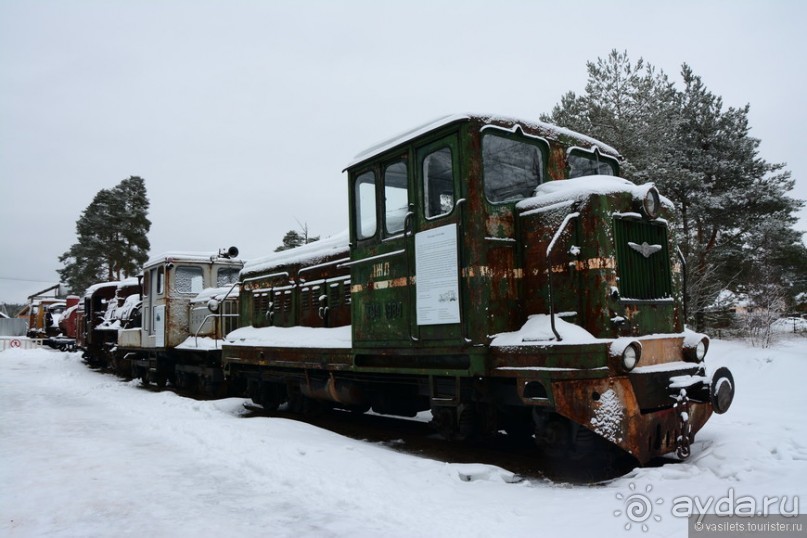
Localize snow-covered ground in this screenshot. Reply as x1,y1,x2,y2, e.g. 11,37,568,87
1,338,805,538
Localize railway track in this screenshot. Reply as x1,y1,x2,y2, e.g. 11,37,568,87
239,402,652,484
101,362,669,483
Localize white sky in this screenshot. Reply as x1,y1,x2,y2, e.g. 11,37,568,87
1,0,805,304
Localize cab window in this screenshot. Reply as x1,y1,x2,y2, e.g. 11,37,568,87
175,266,203,294
567,148,617,178
482,133,544,203
154,266,164,295
216,267,240,287
354,170,377,240
384,160,408,235
422,147,454,219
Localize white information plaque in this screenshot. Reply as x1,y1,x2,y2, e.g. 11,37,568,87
415,223,461,325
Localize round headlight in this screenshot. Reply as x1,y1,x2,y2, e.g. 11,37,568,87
642,187,661,219
622,343,641,372
696,338,709,361
683,335,710,362
207,299,220,313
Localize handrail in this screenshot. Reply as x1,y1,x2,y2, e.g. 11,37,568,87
676,246,688,322
297,257,351,277
545,212,579,341
193,310,239,348
403,210,418,342
214,278,243,340
241,271,289,284
454,198,470,343
337,249,405,268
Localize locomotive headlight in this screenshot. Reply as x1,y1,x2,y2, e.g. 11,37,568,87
696,338,708,360
610,340,642,374
642,186,661,219
621,343,641,372
207,299,220,313
683,335,710,363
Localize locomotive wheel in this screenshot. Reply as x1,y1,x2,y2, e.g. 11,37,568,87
431,407,454,440
200,376,211,396
502,408,535,443
251,382,284,411
200,377,225,399
287,386,325,417
431,405,477,442
456,406,478,442
503,419,535,444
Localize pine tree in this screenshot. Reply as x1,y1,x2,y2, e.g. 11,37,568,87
58,176,151,294
113,176,151,277
543,51,805,329
669,66,802,328
274,223,319,252
541,50,679,178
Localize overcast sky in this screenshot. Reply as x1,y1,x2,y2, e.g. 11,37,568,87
1,0,805,305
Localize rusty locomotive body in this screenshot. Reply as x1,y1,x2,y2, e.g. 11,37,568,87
221,114,734,464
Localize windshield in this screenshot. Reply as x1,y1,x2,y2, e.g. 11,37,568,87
567,150,617,178
482,133,544,203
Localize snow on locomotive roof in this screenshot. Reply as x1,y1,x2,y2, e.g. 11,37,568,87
241,230,350,278
82,277,140,299
144,251,243,267
516,175,674,214
345,113,621,169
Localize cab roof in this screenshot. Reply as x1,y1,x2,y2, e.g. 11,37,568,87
344,113,621,171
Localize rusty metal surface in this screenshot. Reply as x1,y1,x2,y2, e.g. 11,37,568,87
636,337,685,366
551,376,713,463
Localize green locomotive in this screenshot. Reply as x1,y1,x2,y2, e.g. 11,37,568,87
222,114,734,463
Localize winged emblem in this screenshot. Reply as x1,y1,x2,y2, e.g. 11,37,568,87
628,241,662,258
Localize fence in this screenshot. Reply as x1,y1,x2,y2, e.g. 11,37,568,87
0,336,42,351
0,318,27,337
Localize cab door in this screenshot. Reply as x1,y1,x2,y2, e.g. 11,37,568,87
349,155,415,348
410,135,466,344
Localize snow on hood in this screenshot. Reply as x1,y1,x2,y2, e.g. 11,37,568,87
190,286,240,304
115,294,141,321
241,230,350,278
516,175,673,213
490,314,603,346
176,336,222,351
225,325,352,349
